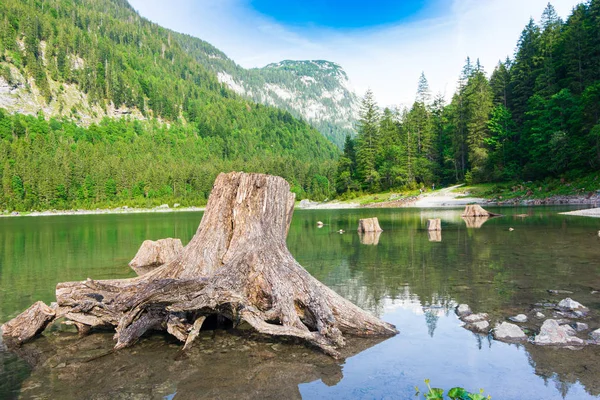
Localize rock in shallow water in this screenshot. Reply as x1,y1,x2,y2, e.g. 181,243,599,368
493,322,527,342
535,319,585,346
465,320,490,333
535,312,545,319
456,304,471,317
557,298,588,312
508,314,528,323
590,329,600,343
573,322,589,332
461,313,488,323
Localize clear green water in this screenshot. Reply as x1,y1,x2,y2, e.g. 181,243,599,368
1,207,600,399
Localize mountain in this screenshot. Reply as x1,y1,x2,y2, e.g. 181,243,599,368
173,33,360,147
0,0,339,211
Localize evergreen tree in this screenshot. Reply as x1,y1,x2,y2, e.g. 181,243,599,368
355,89,381,190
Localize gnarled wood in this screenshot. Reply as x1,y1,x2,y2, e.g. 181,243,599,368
2,172,397,358
357,217,383,233
1,301,56,345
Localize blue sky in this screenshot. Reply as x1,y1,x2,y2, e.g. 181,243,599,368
128,0,581,107
248,0,445,30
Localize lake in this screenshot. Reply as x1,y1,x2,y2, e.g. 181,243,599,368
1,206,599,399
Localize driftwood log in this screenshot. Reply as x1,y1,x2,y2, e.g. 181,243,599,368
1,172,397,358
357,217,383,233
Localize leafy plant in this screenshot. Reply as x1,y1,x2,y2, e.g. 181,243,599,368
415,379,491,400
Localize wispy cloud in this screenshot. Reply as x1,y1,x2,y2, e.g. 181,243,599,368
129,0,581,107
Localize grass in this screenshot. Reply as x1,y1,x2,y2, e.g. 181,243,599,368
451,173,600,201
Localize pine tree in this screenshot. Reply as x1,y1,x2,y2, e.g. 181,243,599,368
355,89,381,190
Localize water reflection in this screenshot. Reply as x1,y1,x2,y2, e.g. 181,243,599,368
427,230,442,242
358,231,381,245
1,207,600,399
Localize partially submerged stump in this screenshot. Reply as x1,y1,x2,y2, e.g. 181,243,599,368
357,217,383,233
2,172,396,358
461,204,502,217
426,218,441,231
129,238,184,275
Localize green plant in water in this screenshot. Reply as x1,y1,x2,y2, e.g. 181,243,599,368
415,379,491,400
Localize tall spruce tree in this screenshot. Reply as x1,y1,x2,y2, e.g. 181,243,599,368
355,89,381,190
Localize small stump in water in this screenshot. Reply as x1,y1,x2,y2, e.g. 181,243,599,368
2,172,396,358
129,238,184,275
426,219,441,231
461,204,502,217
357,217,383,233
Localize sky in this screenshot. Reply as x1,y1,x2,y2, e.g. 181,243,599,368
128,0,582,108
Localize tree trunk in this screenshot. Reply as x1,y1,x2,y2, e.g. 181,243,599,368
462,204,502,217
2,172,397,358
426,218,441,231
357,217,383,233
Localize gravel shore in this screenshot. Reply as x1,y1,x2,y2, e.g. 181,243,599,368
560,208,600,218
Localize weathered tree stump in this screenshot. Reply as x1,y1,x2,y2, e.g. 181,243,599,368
461,204,502,217
129,238,184,275
357,217,383,233
1,172,396,357
426,218,441,231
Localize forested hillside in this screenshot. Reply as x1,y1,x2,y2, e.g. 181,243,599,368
0,0,338,211
175,30,360,147
337,2,600,193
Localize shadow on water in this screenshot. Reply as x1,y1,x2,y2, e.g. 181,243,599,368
3,328,386,399
1,206,600,399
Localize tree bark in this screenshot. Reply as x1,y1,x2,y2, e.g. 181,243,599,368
2,172,396,358
357,217,383,233
461,204,502,217
426,218,441,231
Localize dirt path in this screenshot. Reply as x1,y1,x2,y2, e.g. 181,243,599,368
412,184,487,208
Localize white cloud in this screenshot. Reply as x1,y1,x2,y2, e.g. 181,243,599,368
128,0,581,107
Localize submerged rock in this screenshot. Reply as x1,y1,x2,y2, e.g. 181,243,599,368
462,313,488,323
573,322,589,332
557,298,588,312
535,319,585,346
590,329,600,343
556,298,589,318
493,322,527,342
509,314,528,323
456,304,471,317
465,320,490,333
535,312,545,319
548,289,574,295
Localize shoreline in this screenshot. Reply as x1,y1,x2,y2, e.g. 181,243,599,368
2,194,599,218
0,206,206,218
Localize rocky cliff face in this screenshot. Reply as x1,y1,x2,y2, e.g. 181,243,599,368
175,34,360,147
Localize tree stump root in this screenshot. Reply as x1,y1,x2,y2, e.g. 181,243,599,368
2,172,397,358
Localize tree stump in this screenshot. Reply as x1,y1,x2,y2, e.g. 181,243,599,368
461,204,502,217
129,238,184,275
1,172,397,358
357,218,383,233
426,218,441,231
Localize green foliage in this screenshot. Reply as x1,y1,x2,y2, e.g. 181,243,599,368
0,111,337,211
415,379,491,400
337,0,600,195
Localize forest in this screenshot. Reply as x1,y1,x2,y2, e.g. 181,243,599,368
336,2,600,194
0,0,338,211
